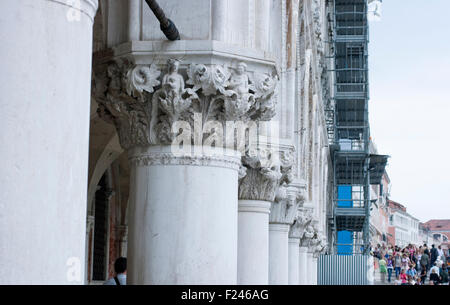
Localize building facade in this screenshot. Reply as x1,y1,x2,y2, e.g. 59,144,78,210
419,223,433,246
387,200,420,248
424,220,450,251
0,0,335,285
369,171,390,248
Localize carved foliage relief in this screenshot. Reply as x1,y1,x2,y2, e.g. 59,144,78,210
93,59,278,150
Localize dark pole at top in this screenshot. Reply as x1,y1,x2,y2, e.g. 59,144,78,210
144,0,180,41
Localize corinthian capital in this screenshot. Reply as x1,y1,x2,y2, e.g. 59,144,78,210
93,58,279,151
313,233,328,257
238,148,282,202
238,142,296,202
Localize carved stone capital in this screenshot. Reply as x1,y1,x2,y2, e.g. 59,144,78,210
312,233,328,257
93,58,279,151
270,184,300,225
299,210,318,247
238,148,282,202
238,143,295,202
291,206,311,240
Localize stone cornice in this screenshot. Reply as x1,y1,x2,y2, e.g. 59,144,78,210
112,41,277,68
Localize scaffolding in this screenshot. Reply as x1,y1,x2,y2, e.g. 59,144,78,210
327,0,388,255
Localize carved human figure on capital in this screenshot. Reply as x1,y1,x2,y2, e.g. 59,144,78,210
162,59,185,95
228,62,250,96
301,223,315,246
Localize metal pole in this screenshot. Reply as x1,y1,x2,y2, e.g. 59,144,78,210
144,0,180,41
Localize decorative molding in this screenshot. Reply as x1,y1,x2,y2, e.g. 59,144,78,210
93,58,279,150
238,200,272,214
129,151,241,171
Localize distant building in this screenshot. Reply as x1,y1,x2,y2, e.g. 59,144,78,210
419,223,433,246
387,200,420,247
369,171,390,247
423,220,450,251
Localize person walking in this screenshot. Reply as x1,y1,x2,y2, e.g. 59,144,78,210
430,244,438,269
394,252,402,278
400,269,408,285
420,268,427,285
387,245,393,257
437,245,444,261
406,263,417,278
104,257,127,285
420,249,429,274
387,255,394,283
379,256,387,284
401,253,410,271
417,250,422,273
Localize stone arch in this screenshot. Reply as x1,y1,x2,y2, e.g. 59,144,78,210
87,133,123,215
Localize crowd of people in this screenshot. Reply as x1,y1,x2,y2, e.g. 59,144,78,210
373,243,449,285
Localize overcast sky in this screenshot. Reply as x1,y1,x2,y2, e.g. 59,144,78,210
368,0,450,222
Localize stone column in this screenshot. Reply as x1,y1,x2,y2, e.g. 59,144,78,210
284,0,300,139
287,183,307,285
128,146,240,284
237,199,271,284
237,146,282,285
94,56,278,284
312,256,318,285
255,0,271,51
298,246,309,285
297,207,314,285
269,223,290,284
305,221,321,285
115,225,128,258
307,251,314,285
312,232,328,286
212,0,227,42
268,166,301,285
288,237,300,285
0,0,98,284
85,215,95,284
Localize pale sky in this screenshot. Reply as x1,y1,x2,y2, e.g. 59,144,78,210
368,0,450,222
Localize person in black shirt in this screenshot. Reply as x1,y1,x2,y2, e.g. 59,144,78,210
429,268,440,285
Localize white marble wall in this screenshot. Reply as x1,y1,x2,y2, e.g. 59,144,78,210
101,0,272,52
